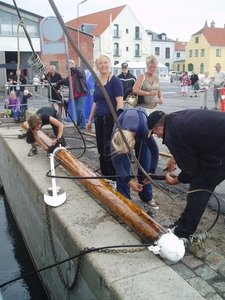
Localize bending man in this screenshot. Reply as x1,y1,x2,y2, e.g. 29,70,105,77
26,107,66,156
147,109,225,238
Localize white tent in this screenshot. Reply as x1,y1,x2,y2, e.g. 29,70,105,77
112,61,169,81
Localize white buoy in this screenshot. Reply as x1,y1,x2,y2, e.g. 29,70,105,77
148,230,185,262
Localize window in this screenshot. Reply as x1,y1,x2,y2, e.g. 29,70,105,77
113,43,120,56
216,49,221,57
201,49,205,57
126,46,129,52
113,24,120,38
134,26,142,39
200,63,204,74
126,29,129,34
134,44,141,56
0,10,39,37
50,61,59,71
195,37,199,43
195,49,198,57
165,47,170,59
176,52,180,58
189,50,193,57
155,47,160,56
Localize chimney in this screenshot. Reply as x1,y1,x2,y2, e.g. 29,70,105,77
211,20,215,28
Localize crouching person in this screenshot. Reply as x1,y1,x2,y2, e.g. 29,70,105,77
111,108,159,209
26,106,67,156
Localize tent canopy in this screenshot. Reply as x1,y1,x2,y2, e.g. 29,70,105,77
0,60,30,70
112,61,168,78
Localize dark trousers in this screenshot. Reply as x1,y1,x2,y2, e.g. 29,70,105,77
116,141,153,201
175,161,225,238
94,114,115,179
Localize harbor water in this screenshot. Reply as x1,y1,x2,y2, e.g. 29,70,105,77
0,193,49,300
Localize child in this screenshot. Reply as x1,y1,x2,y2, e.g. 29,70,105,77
20,90,32,118
32,75,39,94
6,91,20,122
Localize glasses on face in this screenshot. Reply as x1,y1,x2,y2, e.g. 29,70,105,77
148,65,156,69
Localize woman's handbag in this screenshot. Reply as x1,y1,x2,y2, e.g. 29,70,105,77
125,93,138,106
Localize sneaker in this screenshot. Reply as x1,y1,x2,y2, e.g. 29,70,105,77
28,146,38,156
146,199,159,210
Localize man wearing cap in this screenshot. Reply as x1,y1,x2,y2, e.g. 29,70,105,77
147,109,225,239
118,62,136,99
213,63,225,110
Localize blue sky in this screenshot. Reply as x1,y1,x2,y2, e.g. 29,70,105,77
3,0,225,41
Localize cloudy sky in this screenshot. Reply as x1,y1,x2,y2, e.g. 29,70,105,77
3,0,225,41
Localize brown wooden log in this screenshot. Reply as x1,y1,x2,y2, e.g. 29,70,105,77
21,122,167,243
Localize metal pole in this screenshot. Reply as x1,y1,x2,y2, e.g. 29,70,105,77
77,0,87,66
64,35,76,123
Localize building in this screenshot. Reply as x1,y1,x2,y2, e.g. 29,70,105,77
185,20,225,76
0,1,42,87
146,30,175,70
173,41,187,72
66,5,151,65
0,1,93,89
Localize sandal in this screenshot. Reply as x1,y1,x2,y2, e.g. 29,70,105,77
146,200,159,210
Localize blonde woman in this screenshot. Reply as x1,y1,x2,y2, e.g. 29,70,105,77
87,54,123,179
199,70,211,109
133,54,163,115
111,108,159,209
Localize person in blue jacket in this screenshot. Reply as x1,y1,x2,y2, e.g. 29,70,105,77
111,108,159,209
147,109,225,238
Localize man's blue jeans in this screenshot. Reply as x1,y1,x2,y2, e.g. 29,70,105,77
116,141,152,202
75,95,86,127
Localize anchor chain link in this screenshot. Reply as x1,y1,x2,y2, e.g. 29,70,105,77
45,204,81,290
83,246,147,254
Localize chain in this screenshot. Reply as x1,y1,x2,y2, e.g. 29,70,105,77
45,204,81,290
83,247,147,254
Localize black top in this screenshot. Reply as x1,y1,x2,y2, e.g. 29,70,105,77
163,109,225,183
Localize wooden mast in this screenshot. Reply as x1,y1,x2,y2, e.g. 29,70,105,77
21,122,167,243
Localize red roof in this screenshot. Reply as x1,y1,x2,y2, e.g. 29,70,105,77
175,42,187,51
66,5,126,36
193,27,225,46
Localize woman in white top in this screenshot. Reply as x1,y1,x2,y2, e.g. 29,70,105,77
199,70,211,109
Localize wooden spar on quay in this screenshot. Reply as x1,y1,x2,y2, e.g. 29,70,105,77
21,122,185,262
21,122,166,243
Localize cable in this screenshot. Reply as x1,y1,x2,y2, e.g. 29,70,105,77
187,189,221,232
0,243,152,289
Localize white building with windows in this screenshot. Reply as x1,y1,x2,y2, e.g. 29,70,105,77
146,29,175,71
66,5,151,65
0,1,42,87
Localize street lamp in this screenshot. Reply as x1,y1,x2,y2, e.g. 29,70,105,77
77,0,87,66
